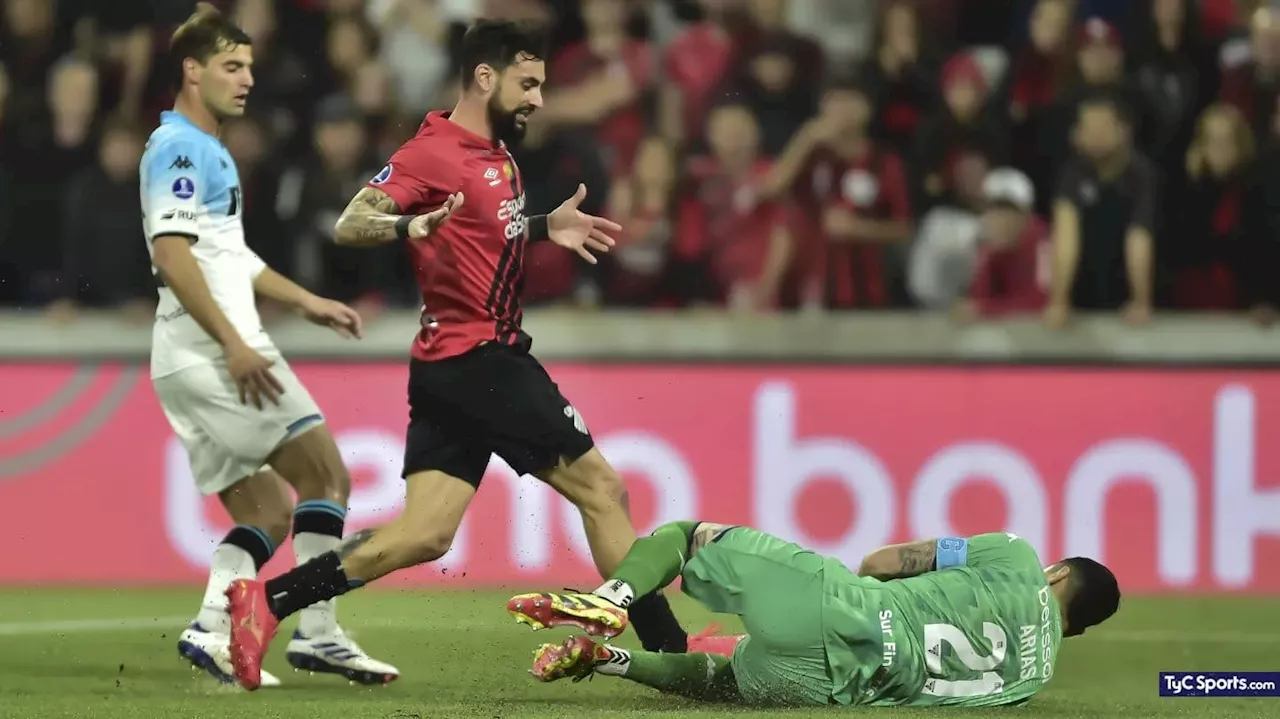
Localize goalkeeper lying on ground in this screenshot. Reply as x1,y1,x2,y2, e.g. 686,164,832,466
507,522,1120,707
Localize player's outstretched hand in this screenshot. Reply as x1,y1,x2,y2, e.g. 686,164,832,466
408,192,464,238
226,343,284,410
300,296,364,340
548,184,620,264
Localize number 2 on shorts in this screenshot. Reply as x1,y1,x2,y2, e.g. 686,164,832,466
921,622,1008,698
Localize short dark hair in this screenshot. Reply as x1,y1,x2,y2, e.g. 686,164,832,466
1059,557,1120,637
169,2,252,91
457,19,549,89
1077,90,1134,129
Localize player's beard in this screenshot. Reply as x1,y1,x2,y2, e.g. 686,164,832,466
487,93,530,148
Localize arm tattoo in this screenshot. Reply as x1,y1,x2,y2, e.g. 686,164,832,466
336,528,376,560
897,542,937,576
333,188,405,246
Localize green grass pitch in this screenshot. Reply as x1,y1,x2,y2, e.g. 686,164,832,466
0,588,1274,718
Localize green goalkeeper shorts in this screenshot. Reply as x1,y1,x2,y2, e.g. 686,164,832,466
678,526,835,706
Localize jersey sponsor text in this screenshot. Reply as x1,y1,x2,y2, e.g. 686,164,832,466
879,609,897,668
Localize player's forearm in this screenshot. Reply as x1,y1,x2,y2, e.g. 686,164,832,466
334,188,412,247
152,239,246,349
333,206,404,246
252,267,317,310
858,540,938,580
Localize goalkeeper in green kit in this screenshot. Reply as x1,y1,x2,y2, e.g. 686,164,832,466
506,522,1120,707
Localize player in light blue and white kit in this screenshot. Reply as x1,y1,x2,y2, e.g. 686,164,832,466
142,4,398,689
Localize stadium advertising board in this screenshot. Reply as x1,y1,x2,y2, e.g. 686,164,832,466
1,363,1277,592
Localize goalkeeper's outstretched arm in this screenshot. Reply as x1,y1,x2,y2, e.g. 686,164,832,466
857,539,940,580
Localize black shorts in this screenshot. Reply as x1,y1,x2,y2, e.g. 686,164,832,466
402,343,596,486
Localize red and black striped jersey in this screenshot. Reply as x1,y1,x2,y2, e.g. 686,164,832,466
368,111,532,361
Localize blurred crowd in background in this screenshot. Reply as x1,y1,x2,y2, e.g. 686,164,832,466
2,0,1280,326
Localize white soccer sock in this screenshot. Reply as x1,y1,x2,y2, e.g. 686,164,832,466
592,579,636,608
595,646,632,676
194,543,256,635
295,531,341,637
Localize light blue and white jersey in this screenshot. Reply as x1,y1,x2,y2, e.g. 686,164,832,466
141,110,271,378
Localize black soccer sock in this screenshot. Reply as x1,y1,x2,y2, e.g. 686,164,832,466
264,552,363,621
222,525,276,571
291,499,347,635
292,499,346,542
627,591,689,653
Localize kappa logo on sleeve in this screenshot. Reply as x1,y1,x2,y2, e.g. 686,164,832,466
372,164,393,185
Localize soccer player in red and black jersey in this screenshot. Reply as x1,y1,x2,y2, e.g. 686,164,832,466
224,20,735,692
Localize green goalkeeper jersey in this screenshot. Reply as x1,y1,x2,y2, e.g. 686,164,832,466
820,532,1063,707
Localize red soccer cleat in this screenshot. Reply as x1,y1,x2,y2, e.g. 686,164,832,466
507,591,629,639
225,579,280,691
687,623,745,657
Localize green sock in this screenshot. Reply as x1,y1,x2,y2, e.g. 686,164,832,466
598,648,738,702
594,521,698,605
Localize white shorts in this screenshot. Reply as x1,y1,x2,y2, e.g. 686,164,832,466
153,351,325,496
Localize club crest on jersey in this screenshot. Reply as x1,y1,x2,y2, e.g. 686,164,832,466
372,164,393,185
172,177,195,199
503,163,514,180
